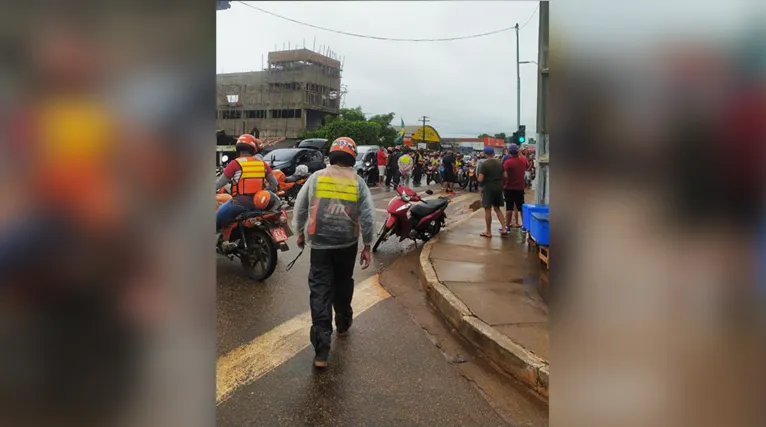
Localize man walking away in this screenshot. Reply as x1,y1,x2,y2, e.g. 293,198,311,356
377,146,387,187
397,148,414,187
477,146,508,238
413,148,425,186
292,137,375,368
386,146,401,187
441,151,456,194
502,143,530,231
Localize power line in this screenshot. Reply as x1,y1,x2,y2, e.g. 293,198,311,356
519,3,540,30
235,1,538,42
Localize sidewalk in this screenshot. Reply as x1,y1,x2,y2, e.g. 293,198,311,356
419,210,549,399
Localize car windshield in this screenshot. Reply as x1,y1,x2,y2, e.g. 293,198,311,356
356,149,371,161
264,149,299,162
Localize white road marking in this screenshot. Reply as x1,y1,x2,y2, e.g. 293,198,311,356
216,275,390,405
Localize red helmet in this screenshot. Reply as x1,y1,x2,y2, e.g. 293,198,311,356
236,134,261,155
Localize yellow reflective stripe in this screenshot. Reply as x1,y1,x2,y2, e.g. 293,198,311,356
317,175,357,186
316,182,357,194
240,164,265,171
241,170,265,178
315,190,358,202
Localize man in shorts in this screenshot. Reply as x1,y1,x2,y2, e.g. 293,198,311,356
502,143,530,230
477,146,507,237
376,146,387,186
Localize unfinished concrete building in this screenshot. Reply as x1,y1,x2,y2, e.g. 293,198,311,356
216,48,342,146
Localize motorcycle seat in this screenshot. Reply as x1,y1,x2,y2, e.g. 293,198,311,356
411,197,449,218
285,175,302,183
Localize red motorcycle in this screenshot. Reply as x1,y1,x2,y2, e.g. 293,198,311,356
372,184,449,252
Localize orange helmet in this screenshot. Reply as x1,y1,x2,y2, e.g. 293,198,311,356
330,137,357,158
272,169,286,184
253,190,271,210
236,134,261,155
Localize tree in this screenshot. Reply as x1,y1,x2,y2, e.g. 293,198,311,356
493,132,507,141
367,112,397,147
478,133,490,139
321,120,381,151
299,106,395,151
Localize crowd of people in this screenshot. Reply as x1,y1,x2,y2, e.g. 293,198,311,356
372,143,534,238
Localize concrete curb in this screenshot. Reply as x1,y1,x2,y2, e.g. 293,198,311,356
419,210,549,400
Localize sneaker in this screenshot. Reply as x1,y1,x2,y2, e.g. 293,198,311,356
220,241,238,252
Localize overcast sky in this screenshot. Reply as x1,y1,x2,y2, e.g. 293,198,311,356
217,1,540,137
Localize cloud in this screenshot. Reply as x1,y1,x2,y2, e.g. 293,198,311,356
217,1,540,137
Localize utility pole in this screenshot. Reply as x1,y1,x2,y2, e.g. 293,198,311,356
515,23,521,129
419,115,433,150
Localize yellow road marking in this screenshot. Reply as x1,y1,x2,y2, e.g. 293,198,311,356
216,275,390,405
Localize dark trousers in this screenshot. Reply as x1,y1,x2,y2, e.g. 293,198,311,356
413,164,423,185
385,166,394,186
308,244,358,354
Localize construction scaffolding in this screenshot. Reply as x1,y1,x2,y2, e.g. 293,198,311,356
216,46,343,141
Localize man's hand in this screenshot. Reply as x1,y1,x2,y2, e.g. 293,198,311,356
296,233,305,249
359,245,371,270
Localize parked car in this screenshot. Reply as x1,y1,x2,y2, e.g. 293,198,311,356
296,138,328,151
263,148,325,177
354,145,380,173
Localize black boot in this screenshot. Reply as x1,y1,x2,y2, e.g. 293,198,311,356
310,326,332,368
335,313,353,336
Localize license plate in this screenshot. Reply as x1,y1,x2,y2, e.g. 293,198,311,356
270,227,288,242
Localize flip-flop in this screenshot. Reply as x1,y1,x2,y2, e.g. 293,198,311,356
480,232,492,238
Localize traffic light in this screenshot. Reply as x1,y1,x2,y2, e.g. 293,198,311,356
516,125,526,144
511,131,518,144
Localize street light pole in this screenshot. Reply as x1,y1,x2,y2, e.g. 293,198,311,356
515,23,521,130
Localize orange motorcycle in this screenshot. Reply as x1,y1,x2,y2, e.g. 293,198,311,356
272,168,308,207
215,193,292,281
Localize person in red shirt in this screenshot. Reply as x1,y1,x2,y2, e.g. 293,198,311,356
502,143,530,230
376,146,387,186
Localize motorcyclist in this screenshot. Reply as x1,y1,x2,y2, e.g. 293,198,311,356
292,136,375,368
215,134,279,251
397,148,414,187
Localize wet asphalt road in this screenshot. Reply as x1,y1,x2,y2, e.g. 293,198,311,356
216,182,539,426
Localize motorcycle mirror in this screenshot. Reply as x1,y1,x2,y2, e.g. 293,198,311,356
425,189,434,195
221,155,229,163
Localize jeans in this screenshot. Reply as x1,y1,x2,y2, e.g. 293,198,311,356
308,244,358,355
216,200,248,231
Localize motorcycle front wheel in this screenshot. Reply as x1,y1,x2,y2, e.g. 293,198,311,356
240,229,278,281
372,223,391,252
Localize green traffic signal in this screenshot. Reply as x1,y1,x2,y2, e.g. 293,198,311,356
519,136,525,143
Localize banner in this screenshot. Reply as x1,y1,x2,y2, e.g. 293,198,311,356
483,137,505,148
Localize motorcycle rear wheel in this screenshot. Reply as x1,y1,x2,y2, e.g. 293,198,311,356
240,229,278,281
372,224,391,252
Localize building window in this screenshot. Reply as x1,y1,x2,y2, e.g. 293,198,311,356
221,110,242,119
295,109,302,118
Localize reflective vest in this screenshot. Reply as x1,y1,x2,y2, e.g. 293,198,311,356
231,156,266,196
307,166,360,248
